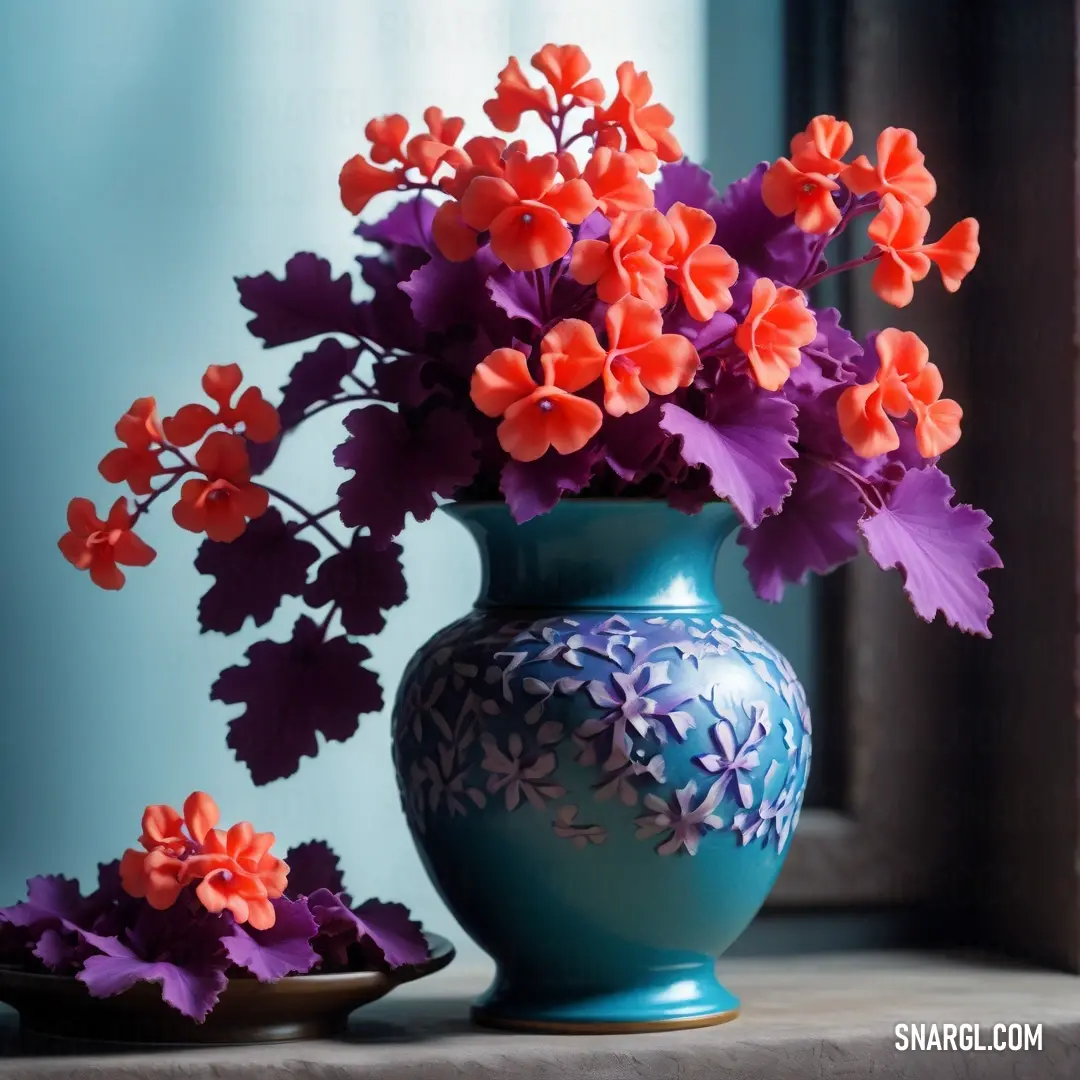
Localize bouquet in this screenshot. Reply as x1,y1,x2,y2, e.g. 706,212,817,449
58,44,1000,790
0,792,429,1022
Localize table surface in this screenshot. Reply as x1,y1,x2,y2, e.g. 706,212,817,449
2,951,1079,1079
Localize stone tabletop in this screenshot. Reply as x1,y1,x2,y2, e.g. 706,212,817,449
2,952,1079,1079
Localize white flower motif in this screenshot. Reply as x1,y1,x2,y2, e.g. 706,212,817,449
635,779,725,856
480,732,566,811
732,756,805,853
552,805,607,848
694,702,770,809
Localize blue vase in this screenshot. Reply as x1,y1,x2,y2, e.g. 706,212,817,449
391,499,811,1033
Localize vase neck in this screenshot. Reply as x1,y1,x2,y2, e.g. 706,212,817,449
445,500,738,613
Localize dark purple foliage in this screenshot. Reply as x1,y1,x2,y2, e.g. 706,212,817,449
214,616,383,785
303,535,407,636
195,509,321,635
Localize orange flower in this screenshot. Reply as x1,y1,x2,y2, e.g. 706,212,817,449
837,328,962,458
664,203,739,321
531,44,605,107
163,364,280,447
434,136,523,261
339,155,404,215
590,61,681,174
599,296,700,416
364,114,409,164
484,56,555,132
58,497,156,591
98,397,165,495
735,278,818,392
789,115,853,175
172,432,269,543
459,151,597,271
119,792,219,911
484,45,605,134
581,146,654,219
570,208,675,307
920,217,981,294
867,194,980,307
842,127,936,206
761,158,843,234
184,821,289,931
470,329,605,461
402,107,468,181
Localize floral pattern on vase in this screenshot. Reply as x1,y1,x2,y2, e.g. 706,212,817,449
390,499,812,1032
395,610,810,857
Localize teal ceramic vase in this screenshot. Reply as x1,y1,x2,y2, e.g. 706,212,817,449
390,499,811,1033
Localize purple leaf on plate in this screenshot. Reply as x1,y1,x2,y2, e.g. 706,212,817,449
236,253,364,348
659,374,798,526
859,466,1001,636
0,876,85,929
351,900,429,968
739,459,863,602
278,339,362,428
223,896,319,983
214,615,383,785
74,905,231,1023
195,509,321,635
303,535,407,636
284,841,351,905
304,889,367,968
335,404,480,547
499,446,599,523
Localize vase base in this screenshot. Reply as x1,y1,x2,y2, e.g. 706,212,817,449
470,965,741,1034
471,1004,740,1035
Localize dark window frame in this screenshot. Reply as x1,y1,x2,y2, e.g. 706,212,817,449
728,0,1080,972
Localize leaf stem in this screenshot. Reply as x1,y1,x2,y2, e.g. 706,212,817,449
260,486,346,550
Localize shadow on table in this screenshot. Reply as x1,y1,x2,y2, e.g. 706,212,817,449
0,996,490,1058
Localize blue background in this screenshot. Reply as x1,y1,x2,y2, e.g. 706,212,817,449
0,0,807,968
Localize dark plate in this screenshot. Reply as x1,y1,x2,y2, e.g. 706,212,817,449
0,932,454,1045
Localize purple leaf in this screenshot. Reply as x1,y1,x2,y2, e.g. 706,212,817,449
335,404,480,547
236,253,365,348
399,247,512,339
355,256,428,353
601,401,670,483
305,888,361,968
739,460,863,602
303,535,407,636
278,339,362,428
352,899,429,968
284,841,351,905
245,433,283,477
74,905,231,1023
859,466,1001,636
487,265,545,327
577,210,611,243
659,376,798,527
708,163,820,289
0,876,85,929
355,196,437,251
195,509,321,635
214,615,384,785
32,928,72,972
654,160,719,214
499,446,599,523
223,896,319,983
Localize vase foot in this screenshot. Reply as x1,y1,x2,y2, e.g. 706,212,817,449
470,965,740,1034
